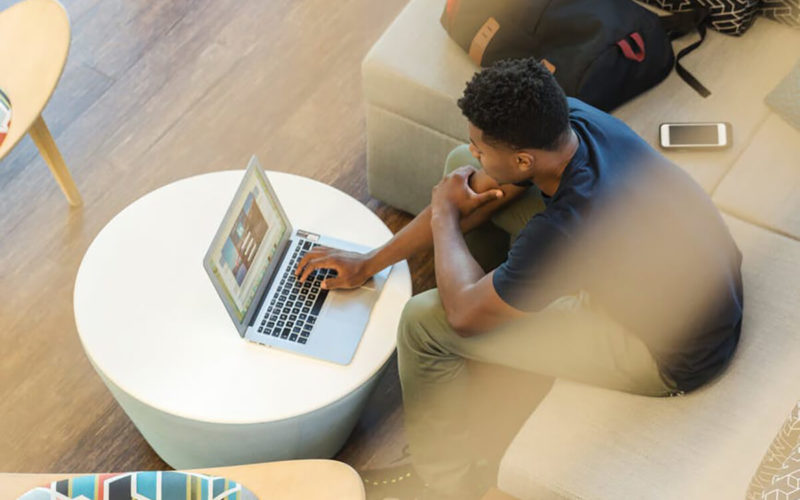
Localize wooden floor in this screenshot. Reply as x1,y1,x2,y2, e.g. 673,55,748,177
0,0,444,473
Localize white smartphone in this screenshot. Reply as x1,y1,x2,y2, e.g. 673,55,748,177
659,122,732,150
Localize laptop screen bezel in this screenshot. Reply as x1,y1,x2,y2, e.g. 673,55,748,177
203,156,294,336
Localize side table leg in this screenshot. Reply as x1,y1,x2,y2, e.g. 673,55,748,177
28,115,83,207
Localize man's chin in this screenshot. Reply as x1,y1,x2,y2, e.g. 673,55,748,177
485,172,504,184
497,176,517,186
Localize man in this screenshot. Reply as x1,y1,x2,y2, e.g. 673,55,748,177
295,57,743,500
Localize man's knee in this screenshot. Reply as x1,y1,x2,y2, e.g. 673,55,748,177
444,144,480,176
397,289,450,352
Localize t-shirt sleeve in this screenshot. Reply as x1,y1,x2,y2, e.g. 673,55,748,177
492,215,571,312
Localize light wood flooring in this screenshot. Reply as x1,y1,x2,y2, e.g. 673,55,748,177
0,0,428,473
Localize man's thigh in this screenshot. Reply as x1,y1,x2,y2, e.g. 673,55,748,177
401,288,673,397
444,144,545,242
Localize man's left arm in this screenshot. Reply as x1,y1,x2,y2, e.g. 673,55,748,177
430,168,527,336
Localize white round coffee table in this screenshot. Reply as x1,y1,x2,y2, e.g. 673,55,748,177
74,170,411,469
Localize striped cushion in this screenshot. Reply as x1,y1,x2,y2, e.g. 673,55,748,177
17,471,258,500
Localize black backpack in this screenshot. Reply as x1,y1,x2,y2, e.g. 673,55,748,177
441,0,710,112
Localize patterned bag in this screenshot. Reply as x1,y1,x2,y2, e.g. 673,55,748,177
639,0,760,35
761,0,800,29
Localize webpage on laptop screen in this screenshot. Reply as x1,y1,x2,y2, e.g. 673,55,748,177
209,169,287,322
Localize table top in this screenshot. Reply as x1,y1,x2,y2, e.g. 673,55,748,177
0,0,70,159
74,170,411,424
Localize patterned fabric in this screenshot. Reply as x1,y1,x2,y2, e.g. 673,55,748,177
17,471,258,500
765,58,800,131
638,0,760,35
761,0,800,28
0,87,10,148
765,453,800,500
746,401,800,500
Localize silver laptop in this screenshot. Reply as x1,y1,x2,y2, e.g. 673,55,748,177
203,156,391,365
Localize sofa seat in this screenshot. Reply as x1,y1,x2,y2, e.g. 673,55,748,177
498,215,800,499
714,113,800,240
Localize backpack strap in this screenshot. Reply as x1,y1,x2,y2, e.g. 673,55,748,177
660,7,712,98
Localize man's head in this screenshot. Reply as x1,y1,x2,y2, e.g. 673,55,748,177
457,57,571,185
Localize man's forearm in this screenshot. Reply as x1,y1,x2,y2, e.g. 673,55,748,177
363,205,434,276
430,207,485,319
363,200,500,277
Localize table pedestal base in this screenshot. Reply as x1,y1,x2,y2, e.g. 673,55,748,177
97,360,389,469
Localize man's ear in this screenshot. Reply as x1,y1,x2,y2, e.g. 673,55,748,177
515,152,535,173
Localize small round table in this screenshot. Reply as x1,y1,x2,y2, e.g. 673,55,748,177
74,170,411,469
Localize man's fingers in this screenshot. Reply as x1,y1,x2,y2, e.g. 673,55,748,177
295,247,330,279
295,252,315,277
472,189,503,209
450,165,477,184
300,256,346,284
321,276,346,290
299,256,330,282
452,165,477,177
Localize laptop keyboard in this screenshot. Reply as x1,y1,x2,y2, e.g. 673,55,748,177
257,238,337,344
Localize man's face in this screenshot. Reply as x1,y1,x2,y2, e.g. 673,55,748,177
467,123,531,185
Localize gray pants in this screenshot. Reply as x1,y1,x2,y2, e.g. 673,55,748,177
397,145,678,499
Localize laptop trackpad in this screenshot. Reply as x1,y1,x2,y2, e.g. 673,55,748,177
323,286,375,324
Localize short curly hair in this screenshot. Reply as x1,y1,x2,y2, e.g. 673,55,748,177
457,57,569,151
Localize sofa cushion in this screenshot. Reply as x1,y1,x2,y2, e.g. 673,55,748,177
765,58,800,131
361,0,477,142
498,215,800,500
763,449,800,500
713,113,800,240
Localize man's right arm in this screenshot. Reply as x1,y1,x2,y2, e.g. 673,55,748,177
295,170,529,289
362,171,526,276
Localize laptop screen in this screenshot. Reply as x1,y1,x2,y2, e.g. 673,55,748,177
205,160,289,323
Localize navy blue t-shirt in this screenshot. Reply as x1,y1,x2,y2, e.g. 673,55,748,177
492,98,743,392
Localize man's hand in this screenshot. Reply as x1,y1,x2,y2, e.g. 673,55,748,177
294,246,373,290
431,165,503,220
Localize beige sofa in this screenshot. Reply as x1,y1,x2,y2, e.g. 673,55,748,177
362,1,800,498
